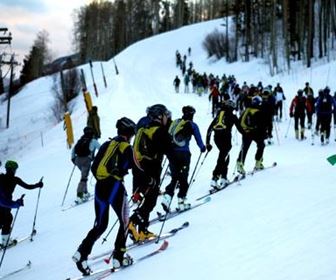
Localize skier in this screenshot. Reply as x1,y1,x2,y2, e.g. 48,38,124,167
206,100,243,190
71,127,100,203
128,104,172,242
173,75,181,93
289,89,307,140
303,82,314,96
273,83,286,121
261,87,276,144
208,84,220,117
236,95,267,174
72,117,137,275
315,87,336,144
0,160,43,248
87,106,101,139
161,106,206,212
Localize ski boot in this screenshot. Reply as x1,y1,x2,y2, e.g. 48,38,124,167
112,249,133,269
128,221,141,242
177,197,191,211
138,228,156,242
218,178,229,189
255,159,264,170
161,194,172,213
210,176,219,189
72,251,91,276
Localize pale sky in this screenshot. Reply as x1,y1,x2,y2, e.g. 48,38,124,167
0,0,94,73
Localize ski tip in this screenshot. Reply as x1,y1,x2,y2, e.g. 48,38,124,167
182,221,190,227
204,196,211,202
273,162,277,166
28,260,32,267
160,240,169,250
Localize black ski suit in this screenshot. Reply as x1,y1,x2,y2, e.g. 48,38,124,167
0,173,41,235
131,120,172,231
237,105,267,163
206,107,243,180
76,136,134,258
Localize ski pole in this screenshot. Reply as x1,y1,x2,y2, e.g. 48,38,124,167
273,121,280,145
0,194,24,269
188,152,203,187
155,181,179,244
159,163,169,188
189,151,208,188
30,177,43,241
61,164,76,206
285,118,292,138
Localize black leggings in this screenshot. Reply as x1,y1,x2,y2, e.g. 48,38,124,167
0,207,13,235
78,178,129,258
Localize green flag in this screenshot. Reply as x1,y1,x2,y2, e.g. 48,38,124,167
327,154,336,165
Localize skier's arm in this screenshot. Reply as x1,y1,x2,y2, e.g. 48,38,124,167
191,123,206,152
205,119,216,145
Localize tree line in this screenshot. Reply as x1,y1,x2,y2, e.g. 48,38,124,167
9,0,336,92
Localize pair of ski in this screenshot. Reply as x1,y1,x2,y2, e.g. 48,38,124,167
0,261,32,279
62,196,94,211
196,162,277,201
67,222,189,280
0,229,37,251
66,241,168,280
89,221,189,264
150,196,211,225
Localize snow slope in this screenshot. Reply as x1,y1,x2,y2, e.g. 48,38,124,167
0,18,336,280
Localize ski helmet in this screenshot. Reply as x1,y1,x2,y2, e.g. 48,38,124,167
83,126,94,136
182,105,196,115
324,86,330,95
147,104,170,120
297,89,303,96
116,117,136,136
5,160,18,171
251,95,262,106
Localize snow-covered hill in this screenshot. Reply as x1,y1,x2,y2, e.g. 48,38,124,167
1,18,336,280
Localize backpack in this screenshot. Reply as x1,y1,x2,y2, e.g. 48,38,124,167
95,140,130,180
319,96,332,112
74,136,91,157
133,126,160,166
213,111,227,131
240,108,259,132
168,119,190,147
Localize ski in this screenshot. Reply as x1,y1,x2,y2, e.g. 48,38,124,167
66,241,169,280
152,196,211,224
89,222,188,263
0,231,36,251
247,162,277,175
196,175,245,201
196,162,277,201
0,261,32,279
62,196,94,211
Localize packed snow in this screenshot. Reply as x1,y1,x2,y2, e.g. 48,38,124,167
0,18,336,280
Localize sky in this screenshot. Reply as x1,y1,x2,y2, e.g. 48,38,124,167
0,0,94,74
0,18,336,280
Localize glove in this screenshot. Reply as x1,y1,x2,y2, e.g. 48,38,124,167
16,197,24,207
206,144,213,152
200,146,206,153
132,192,144,205
290,112,294,118
36,181,43,188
